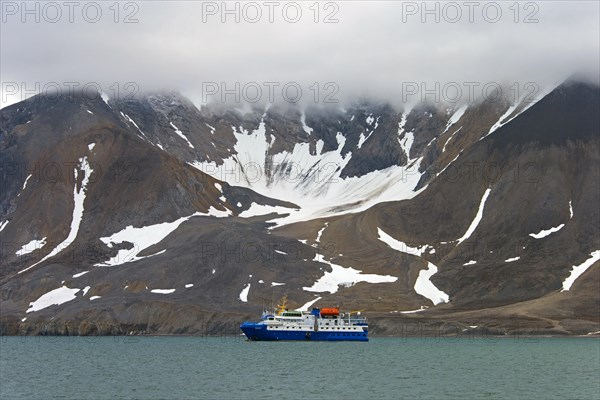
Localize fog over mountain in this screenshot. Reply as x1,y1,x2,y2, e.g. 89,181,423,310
1,1,599,107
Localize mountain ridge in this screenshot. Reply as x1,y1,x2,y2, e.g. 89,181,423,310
0,78,598,336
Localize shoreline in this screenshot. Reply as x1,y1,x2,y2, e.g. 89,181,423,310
2,333,599,339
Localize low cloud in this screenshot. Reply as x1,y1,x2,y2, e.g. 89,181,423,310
1,1,598,108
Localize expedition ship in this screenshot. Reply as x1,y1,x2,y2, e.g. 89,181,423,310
240,298,368,341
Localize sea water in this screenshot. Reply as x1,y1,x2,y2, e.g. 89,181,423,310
1,336,598,399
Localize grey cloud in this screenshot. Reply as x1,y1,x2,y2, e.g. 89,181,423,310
1,1,598,108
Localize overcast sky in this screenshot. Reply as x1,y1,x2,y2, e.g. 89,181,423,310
1,1,598,108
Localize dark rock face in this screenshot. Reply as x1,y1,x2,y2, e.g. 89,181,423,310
371,79,599,310
0,80,598,336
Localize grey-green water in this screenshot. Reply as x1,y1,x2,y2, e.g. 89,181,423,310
1,336,599,399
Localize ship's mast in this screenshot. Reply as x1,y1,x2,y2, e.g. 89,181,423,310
275,295,288,316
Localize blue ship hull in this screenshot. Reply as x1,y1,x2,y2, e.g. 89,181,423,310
240,322,368,342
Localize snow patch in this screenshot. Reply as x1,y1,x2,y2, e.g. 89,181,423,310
357,116,379,149
414,262,450,305
207,206,232,218
569,201,573,219
463,260,477,266
485,103,520,138
399,131,415,161
271,282,285,287
443,105,468,133
561,250,600,291
529,224,565,239
296,297,322,311
239,284,251,302
379,225,449,304
170,122,194,148
303,253,397,294
90,296,101,301
191,113,424,226
400,306,428,314
151,289,176,294
378,228,429,257
82,286,91,296
456,188,491,244
122,113,147,139
16,238,47,256
20,157,93,274
185,284,194,288
238,203,294,218
481,86,554,140
96,219,185,266
505,256,520,263
96,210,229,266
100,92,111,107
301,112,313,135
88,143,95,151
21,174,33,192
437,151,461,177
0,221,8,232
315,223,328,244
442,126,463,153
27,286,80,313
72,271,89,278
357,132,370,149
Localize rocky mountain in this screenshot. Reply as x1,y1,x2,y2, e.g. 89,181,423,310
0,79,598,336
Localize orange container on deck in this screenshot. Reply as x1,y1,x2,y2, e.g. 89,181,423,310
320,307,340,316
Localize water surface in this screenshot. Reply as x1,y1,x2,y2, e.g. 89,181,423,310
1,336,598,399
